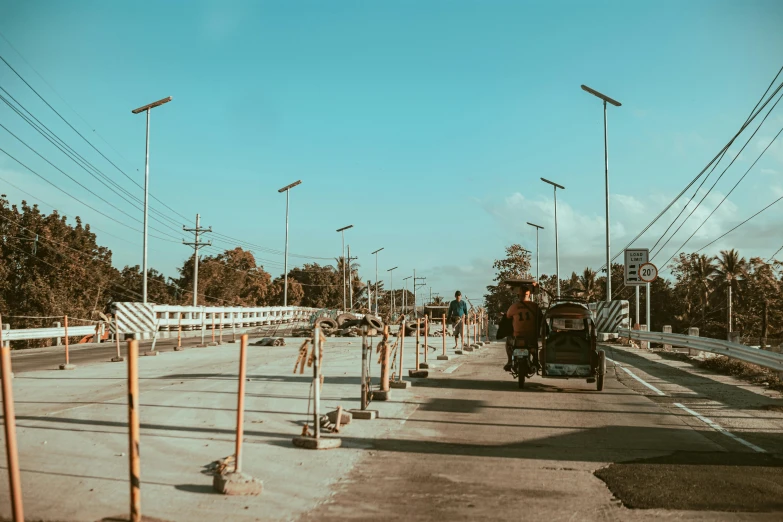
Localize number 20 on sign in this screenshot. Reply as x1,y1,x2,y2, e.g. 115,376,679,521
638,262,658,283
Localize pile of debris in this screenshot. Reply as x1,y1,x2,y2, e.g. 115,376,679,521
252,337,286,346
295,313,385,338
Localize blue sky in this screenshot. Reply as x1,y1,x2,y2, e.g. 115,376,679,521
1,0,782,304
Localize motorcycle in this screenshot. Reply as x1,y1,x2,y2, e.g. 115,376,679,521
509,338,538,388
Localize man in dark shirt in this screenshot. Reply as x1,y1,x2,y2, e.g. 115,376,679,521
448,290,469,348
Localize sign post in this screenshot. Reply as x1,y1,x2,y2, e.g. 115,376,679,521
625,249,648,328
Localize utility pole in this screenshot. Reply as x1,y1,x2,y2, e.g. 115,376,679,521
387,267,398,316
403,276,412,316
371,248,384,314
541,178,565,298
132,96,172,304
336,225,353,311
183,214,211,306
347,246,358,311
414,270,426,318
278,180,302,306
581,84,622,304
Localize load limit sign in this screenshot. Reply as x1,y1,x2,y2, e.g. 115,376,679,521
624,248,649,286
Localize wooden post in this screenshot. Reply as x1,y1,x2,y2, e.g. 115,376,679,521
219,313,224,344
424,315,428,364
399,319,405,380
211,313,216,344
313,326,321,439
442,314,447,356
64,315,70,364
235,335,248,472
361,325,368,409
0,314,24,522
115,317,122,357
380,325,390,391
127,340,141,522
177,312,182,350
415,318,420,370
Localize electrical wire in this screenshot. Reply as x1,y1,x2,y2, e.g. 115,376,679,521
650,91,783,261
655,120,783,264
598,69,783,272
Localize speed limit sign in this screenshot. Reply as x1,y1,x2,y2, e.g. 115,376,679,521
639,262,658,283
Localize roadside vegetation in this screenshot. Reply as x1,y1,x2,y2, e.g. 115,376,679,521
485,243,783,346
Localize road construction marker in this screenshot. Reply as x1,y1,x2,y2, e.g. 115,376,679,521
674,402,766,453
606,357,665,396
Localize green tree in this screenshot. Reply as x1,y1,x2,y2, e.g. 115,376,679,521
484,244,532,318
715,249,748,335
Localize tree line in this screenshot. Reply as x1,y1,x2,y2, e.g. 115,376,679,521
0,198,414,332
484,243,782,342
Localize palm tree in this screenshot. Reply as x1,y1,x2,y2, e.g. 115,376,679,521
715,249,747,335
431,296,446,305
577,268,598,301
690,254,717,328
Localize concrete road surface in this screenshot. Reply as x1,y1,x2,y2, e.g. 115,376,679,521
1,338,782,521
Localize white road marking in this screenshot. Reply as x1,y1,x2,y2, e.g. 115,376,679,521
674,402,766,453
443,363,463,374
606,356,666,396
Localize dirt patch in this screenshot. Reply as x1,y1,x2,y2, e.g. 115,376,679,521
595,451,783,512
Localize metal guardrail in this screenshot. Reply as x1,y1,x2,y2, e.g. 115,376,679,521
619,328,783,372
4,325,98,342
3,305,350,343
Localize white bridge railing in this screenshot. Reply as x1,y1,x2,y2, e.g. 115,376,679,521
619,328,783,372
2,305,347,345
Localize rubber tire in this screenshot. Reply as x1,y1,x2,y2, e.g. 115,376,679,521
362,315,384,330
335,313,357,326
315,317,338,330
517,359,527,389
596,350,606,391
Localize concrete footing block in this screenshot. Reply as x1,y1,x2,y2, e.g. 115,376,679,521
436,355,450,360
173,346,185,351
110,357,125,362
408,369,428,378
292,436,342,450
326,409,352,426
58,363,76,370
349,409,378,420
212,471,263,495
419,362,430,369
371,390,391,401
463,346,474,352
141,351,159,357
390,380,410,389
455,349,465,355
207,342,218,346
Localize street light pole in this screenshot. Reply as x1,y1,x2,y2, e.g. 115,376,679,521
336,225,353,311
278,180,302,307
526,222,544,282
541,178,565,298
132,96,172,304
387,267,398,316
403,276,411,315
371,248,384,314
581,84,621,303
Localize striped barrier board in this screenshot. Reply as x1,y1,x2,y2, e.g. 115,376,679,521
112,302,156,337
588,300,630,334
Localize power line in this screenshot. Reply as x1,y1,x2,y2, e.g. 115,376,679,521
655,119,783,264
599,68,783,272
650,90,783,261
0,88,186,233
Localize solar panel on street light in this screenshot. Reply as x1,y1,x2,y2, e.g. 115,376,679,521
581,85,621,107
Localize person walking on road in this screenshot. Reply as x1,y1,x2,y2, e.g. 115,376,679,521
447,290,469,348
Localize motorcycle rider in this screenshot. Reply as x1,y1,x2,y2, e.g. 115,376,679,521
504,282,544,372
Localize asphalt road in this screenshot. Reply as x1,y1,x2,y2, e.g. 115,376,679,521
7,324,297,373
307,344,783,521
